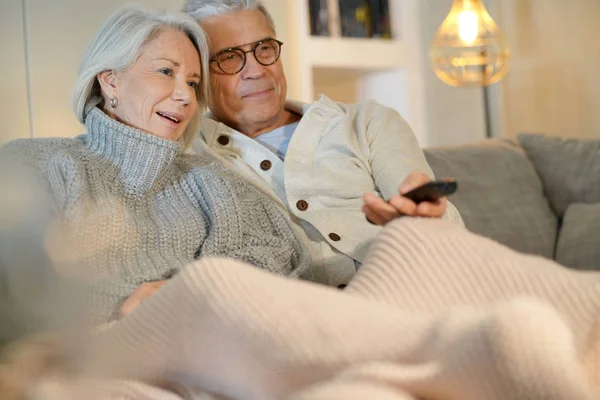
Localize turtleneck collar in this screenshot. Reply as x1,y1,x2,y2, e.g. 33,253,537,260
84,108,181,197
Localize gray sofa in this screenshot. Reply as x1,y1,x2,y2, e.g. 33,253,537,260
423,133,600,270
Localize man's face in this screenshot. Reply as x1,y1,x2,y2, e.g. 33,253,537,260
201,9,287,136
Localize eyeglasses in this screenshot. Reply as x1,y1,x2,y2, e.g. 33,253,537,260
209,38,283,75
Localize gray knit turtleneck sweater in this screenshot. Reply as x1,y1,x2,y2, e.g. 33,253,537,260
0,108,312,322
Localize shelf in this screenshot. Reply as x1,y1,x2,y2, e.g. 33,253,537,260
303,36,406,70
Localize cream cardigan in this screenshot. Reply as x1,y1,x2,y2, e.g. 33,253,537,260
192,95,463,286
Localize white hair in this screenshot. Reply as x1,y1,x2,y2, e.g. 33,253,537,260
182,0,276,34
71,4,210,148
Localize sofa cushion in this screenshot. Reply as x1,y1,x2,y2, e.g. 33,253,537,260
517,134,600,216
424,139,557,259
555,203,600,270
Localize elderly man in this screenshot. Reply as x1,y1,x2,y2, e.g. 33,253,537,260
184,0,463,286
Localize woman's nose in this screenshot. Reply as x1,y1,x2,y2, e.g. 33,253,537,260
173,82,192,105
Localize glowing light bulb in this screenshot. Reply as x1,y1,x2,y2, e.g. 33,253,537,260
458,11,478,44
430,0,510,87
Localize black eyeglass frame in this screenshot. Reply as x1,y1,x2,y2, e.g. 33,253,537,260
209,38,284,75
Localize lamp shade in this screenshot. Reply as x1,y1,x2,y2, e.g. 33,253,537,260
430,0,510,87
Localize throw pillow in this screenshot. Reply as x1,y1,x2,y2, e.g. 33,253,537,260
555,203,600,270
517,133,600,216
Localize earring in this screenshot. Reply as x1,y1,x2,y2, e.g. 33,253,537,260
110,97,118,108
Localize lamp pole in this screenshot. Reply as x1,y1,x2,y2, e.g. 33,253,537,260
480,48,492,139
483,86,492,138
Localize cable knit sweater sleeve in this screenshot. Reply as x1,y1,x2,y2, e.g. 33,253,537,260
0,108,315,323
187,158,313,281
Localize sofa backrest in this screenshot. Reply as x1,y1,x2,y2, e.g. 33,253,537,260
423,139,558,259
516,134,600,270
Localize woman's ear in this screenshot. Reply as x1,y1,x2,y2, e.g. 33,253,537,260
96,70,118,98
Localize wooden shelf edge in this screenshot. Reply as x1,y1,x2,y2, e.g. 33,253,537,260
303,36,406,70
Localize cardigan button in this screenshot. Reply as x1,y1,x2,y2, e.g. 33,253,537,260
260,160,272,171
217,135,229,145
296,200,309,211
329,233,341,241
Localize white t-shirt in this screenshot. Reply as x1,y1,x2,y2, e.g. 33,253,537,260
254,121,300,160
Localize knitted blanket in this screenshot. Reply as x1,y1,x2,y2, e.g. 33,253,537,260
30,219,600,399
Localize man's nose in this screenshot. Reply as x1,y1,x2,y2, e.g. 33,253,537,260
241,52,266,79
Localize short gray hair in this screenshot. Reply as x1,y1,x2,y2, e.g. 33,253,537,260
72,4,210,148
182,0,276,34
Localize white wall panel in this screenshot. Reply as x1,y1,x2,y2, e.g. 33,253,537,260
415,0,487,147
491,0,600,139
0,0,31,144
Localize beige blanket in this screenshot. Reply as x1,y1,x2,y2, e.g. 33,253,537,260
31,219,600,399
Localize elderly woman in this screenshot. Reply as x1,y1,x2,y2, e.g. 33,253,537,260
0,4,311,326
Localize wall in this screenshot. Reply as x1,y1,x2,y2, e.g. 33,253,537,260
490,0,600,139
413,0,488,147
1,0,31,144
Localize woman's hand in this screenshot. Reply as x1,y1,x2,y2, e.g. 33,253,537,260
362,172,448,226
119,280,167,318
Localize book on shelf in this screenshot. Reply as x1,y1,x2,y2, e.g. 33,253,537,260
367,0,392,39
308,0,393,39
338,0,370,38
336,0,392,39
308,0,330,36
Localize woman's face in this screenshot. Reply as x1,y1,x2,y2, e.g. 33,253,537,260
99,29,201,141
